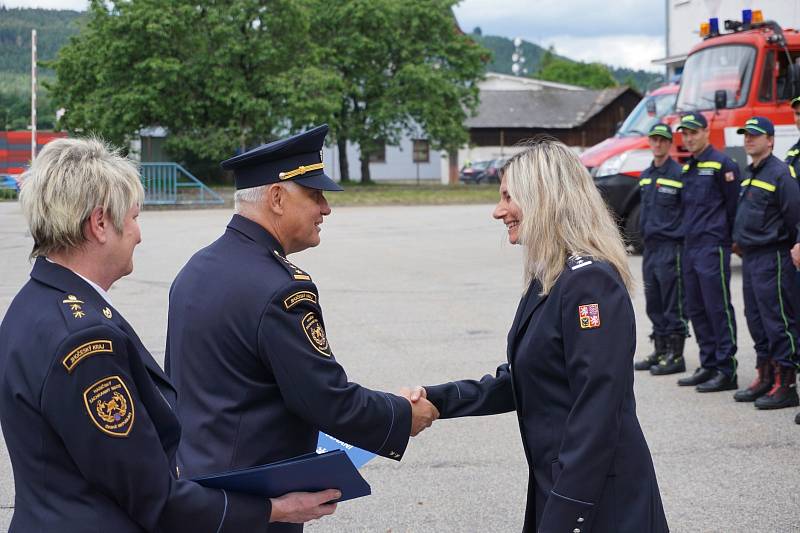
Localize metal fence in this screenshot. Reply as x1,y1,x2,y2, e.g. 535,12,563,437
139,163,224,206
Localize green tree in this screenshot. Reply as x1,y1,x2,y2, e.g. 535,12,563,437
534,46,618,90
312,0,487,183
49,0,340,177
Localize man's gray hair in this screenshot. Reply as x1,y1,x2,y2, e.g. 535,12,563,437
234,184,268,212
19,137,144,258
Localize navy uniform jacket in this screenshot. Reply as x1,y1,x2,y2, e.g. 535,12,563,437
166,215,411,480
785,139,800,180
425,258,668,533
733,154,800,253
681,145,740,247
0,258,266,533
639,158,685,243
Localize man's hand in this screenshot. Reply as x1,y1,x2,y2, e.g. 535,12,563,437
791,243,800,269
399,386,427,402
269,489,340,523
732,242,742,257
399,386,438,436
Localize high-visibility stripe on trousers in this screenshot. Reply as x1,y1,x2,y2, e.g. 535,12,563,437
742,249,800,368
642,241,690,337
682,245,738,375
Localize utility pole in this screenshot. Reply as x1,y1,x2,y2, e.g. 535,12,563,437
31,29,37,160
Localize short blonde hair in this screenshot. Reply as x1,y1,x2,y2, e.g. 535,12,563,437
19,137,144,258
504,136,633,294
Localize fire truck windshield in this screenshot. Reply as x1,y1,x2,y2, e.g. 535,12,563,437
676,45,756,112
617,92,677,137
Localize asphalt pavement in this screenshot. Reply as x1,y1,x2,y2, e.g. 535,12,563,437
0,201,797,532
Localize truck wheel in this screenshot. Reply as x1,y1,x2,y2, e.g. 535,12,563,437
623,204,643,255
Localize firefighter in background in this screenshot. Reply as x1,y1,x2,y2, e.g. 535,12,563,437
634,123,690,375
675,113,740,393
731,117,800,414
785,95,800,180
787,97,800,424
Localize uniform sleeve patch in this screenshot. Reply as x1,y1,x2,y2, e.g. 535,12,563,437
578,304,601,329
62,340,114,373
283,291,317,310
724,171,735,182
301,312,331,356
83,376,135,437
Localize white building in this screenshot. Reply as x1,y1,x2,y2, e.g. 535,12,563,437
654,0,800,78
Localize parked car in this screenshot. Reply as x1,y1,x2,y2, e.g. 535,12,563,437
459,160,491,183
460,158,507,184
483,158,508,183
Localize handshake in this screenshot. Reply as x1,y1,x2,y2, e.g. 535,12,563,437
398,386,438,437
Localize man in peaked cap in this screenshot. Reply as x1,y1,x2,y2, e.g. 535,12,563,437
731,117,800,415
165,125,440,531
675,113,741,393
634,123,690,377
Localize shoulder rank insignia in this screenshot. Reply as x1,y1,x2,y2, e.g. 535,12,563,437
83,375,135,437
273,250,312,281
284,290,317,310
301,312,331,356
62,339,114,373
578,303,601,329
567,255,593,271
62,294,86,319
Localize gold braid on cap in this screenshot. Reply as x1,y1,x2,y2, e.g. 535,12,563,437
278,163,324,180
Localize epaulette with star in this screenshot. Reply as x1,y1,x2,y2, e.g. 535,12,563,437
57,293,115,331
271,250,312,281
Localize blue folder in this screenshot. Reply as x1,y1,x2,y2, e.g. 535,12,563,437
193,450,371,503
316,432,376,468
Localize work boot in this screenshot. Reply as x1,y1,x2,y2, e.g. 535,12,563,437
677,367,714,386
733,359,774,402
650,334,686,375
635,335,666,371
696,370,738,392
755,363,799,410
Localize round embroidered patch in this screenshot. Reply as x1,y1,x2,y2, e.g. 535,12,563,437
83,375,135,437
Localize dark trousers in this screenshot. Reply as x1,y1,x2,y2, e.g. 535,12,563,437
683,245,738,375
742,249,800,368
642,241,690,337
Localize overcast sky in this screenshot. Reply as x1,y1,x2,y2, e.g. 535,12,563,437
4,0,666,71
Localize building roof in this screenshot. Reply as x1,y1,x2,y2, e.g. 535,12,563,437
480,72,584,92
465,86,638,129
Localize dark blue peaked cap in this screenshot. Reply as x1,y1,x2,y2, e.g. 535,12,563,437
221,124,343,191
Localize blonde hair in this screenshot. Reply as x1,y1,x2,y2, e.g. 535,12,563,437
504,136,633,294
19,137,144,258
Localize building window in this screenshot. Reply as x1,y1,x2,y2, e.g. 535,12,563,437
412,139,430,163
369,144,386,163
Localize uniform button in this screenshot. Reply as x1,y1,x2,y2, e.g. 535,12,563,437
573,529,581,533
577,517,585,523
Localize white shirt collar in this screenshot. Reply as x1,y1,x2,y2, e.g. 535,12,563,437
45,257,114,307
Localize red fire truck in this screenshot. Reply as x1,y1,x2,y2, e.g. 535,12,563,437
589,9,800,250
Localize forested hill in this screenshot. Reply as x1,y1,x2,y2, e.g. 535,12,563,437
470,32,663,93
0,6,85,74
